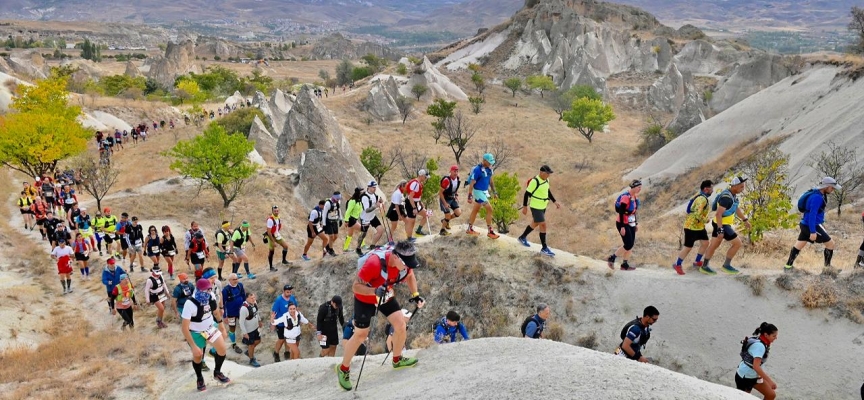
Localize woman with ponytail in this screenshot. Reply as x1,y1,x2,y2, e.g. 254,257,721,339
736,322,778,399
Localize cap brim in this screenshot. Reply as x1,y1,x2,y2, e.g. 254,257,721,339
396,253,420,269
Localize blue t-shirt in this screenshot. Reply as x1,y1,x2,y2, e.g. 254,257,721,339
470,164,493,191
271,294,298,327
737,341,766,379
524,315,545,339
623,323,650,359
172,282,194,309
343,319,356,340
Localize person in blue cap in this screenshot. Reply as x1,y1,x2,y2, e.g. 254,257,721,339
466,153,500,239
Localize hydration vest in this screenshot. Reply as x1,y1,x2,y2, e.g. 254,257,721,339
441,176,460,199
187,295,217,323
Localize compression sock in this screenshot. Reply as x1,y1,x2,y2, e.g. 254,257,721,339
695,254,704,263
824,248,834,267
217,268,223,280
229,332,236,344
66,279,71,290
214,353,226,373
343,236,352,251
520,226,533,240
244,263,250,275
356,232,368,250
61,280,67,291
267,250,274,268
232,263,239,274
703,258,710,268
539,232,547,248
675,258,683,266
786,247,800,266
281,249,288,263
168,264,174,276
80,269,85,276
192,361,204,381
340,364,350,372
724,256,734,267
84,266,90,276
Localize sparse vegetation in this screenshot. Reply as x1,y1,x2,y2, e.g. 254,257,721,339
396,63,408,75
636,120,675,156
562,97,615,143
214,108,266,137
503,77,522,97
849,6,864,54
526,75,556,98
731,147,798,243
441,111,477,165
801,280,838,309
576,331,598,349
426,98,457,144
360,146,397,184
335,59,354,86
809,141,864,216
395,95,413,125
411,84,428,101
73,154,120,211
551,85,601,120
471,72,486,95
479,172,521,233
468,96,485,114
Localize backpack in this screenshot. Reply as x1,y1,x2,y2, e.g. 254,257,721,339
441,176,460,198
740,336,770,367
356,245,408,284
797,188,819,213
614,193,633,214
686,192,707,214
619,317,649,347
464,164,481,189
526,177,548,200
520,315,543,338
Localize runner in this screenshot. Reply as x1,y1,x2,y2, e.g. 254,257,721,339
229,221,257,279
272,303,317,359
404,170,430,240
356,181,385,256
160,226,179,280
615,305,659,363
172,272,193,319
316,295,344,357
438,166,461,236
858,211,864,269
214,221,236,281
303,200,333,260
322,192,343,252
386,182,407,244
144,265,169,329
39,175,57,215
127,216,146,272
521,303,550,339
72,233,91,280
202,268,227,358
182,278,231,391
17,190,34,230
336,240,425,391
702,176,751,275
271,284,299,362
50,222,72,251
222,273,247,354
517,165,561,256
343,188,365,252
238,292,263,367
59,185,77,217
187,231,210,279
92,210,106,256
51,239,75,294
115,213,132,265
66,203,81,233
672,180,714,275
101,258,126,314
466,154,500,239
145,225,163,274
433,311,470,344
785,177,841,272
101,208,119,258
735,322,778,400
265,206,289,271
31,196,49,240
607,180,642,271
112,274,138,329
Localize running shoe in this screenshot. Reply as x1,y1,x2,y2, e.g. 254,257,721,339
518,237,530,247
692,261,703,268
699,266,717,276
441,219,450,230
721,265,740,275
392,356,418,369
67,287,73,293
673,264,685,276
407,237,416,243
466,228,479,236
196,379,206,392
99,251,103,256
247,273,257,279
213,372,230,384
620,264,636,271
415,230,427,237
272,352,280,363
281,260,290,265
209,347,217,357
487,230,499,239
783,264,794,273
336,364,352,391
301,254,311,261
540,247,555,257
201,361,210,371
233,344,242,354
606,256,615,270
439,230,451,236
249,358,261,368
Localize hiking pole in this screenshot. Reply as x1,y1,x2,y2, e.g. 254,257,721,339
425,208,433,237
355,296,384,392
378,207,393,245
380,305,420,366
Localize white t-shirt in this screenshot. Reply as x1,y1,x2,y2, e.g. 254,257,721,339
360,192,379,223
51,246,74,259
272,311,309,339
391,189,404,206
182,296,216,332
309,208,324,230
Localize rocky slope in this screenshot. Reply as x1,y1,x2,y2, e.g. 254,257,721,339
145,40,202,89
310,33,399,61
362,75,402,121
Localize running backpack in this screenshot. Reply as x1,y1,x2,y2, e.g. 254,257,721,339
686,193,707,214
619,317,650,346
526,177,548,199
797,189,818,213
614,193,632,214
740,336,770,367
520,315,544,338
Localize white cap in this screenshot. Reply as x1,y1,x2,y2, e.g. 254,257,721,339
418,169,430,177
818,177,842,190
730,176,748,186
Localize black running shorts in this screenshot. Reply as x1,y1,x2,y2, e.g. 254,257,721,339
683,228,709,248
797,223,831,244
353,297,400,329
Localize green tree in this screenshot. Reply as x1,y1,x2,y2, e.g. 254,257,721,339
164,124,259,208
246,69,274,94
0,75,90,177
426,98,457,144
318,69,330,81
562,97,615,143
420,158,441,207
98,75,147,96
361,54,388,73
73,154,120,211
849,6,864,54
351,67,372,82
468,96,485,114
526,75,556,98
360,147,396,184
396,63,408,75
411,84,428,101
809,141,864,216
395,95,413,125
503,77,522,97
81,38,93,60
175,80,206,105
442,111,477,165
215,108,266,137
635,120,675,156
732,148,798,243
551,85,601,120
471,73,485,94
335,59,354,86
479,172,521,233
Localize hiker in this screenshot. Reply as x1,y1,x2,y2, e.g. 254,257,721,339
101,258,126,314
66,203,80,232
343,187,364,252
127,216,146,272
438,166,461,236
112,274,138,329
608,180,643,271
271,284,299,362
172,273,194,318
323,192,343,249
385,309,412,353
336,240,425,391
316,295,345,357
229,221,257,279
265,205,290,271
272,303,317,359
735,322,779,400
18,190,34,230
145,225,162,274
522,303,550,339
673,180,714,275
239,292,263,367
183,221,205,267
615,305,659,363
222,273,247,354
76,207,96,250
51,239,74,294
50,222,72,250
303,200,334,260
433,310,470,344
144,265,169,329
214,221,236,281
160,226,179,280
785,177,841,272
405,170,431,240
92,210,106,256
858,211,864,268
702,176,751,275
72,233,91,280
182,278,231,391
466,153,500,239
386,181,407,244
355,181,385,256
518,165,561,256
100,207,119,258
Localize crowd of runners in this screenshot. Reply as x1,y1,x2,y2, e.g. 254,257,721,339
19,140,864,397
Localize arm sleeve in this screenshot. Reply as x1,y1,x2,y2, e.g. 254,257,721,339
459,323,470,340
322,202,332,216
548,190,556,203
524,321,538,338
338,307,345,327
144,278,153,294
522,191,530,207
434,325,446,343
300,314,309,324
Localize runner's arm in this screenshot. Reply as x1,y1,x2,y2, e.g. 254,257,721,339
405,269,419,298
459,323,470,340
353,277,377,297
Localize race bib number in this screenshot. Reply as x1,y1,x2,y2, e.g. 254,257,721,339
200,325,221,343
158,293,168,303
614,347,627,357
425,210,433,217
122,297,132,306
627,215,636,226
135,239,143,246
196,251,205,259
151,246,160,253
168,251,176,256
376,288,395,304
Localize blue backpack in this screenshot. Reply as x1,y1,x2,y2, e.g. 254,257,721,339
797,189,818,213
686,192,707,214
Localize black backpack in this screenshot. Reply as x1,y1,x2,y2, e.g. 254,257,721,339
520,315,542,338
619,317,649,346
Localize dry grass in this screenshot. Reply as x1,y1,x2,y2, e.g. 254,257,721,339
736,274,766,296
801,280,838,309
575,331,599,350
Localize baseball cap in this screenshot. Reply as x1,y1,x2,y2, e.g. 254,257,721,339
368,181,378,188
331,295,343,307
107,258,116,265
629,179,643,188
818,177,842,190
393,241,419,269
241,220,250,228
119,274,129,280
178,272,189,282
103,207,111,213
283,284,294,291
196,278,212,291
540,165,553,174
730,176,748,186
449,165,459,172
418,169,430,177
483,153,496,165
79,207,87,211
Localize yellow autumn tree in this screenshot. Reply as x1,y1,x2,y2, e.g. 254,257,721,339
0,74,91,178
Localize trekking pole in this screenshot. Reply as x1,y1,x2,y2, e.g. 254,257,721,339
378,207,393,245
355,296,384,392
425,208,433,237
380,305,420,366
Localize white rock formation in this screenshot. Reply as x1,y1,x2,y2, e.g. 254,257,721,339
398,57,468,101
